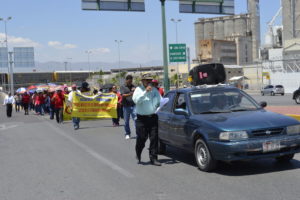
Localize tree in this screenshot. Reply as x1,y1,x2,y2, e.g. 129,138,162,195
111,77,118,85
97,70,105,86
133,75,142,86
170,74,178,87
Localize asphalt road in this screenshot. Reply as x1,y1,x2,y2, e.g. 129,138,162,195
249,93,296,106
1,107,300,200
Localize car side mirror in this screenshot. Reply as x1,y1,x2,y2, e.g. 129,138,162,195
174,108,189,116
259,101,267,108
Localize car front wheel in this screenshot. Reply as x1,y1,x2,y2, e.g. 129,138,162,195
295,94,300,104
281,93,284,96
271,92,275,96
194,138,216,172
276,154,294,162
261,92,264,96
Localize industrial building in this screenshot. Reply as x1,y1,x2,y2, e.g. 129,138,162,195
194,0,260,65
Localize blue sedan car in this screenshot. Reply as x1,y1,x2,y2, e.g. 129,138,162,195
157,85,300,172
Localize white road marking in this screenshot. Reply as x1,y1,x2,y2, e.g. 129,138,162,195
0,124,20,131
41,119,134,178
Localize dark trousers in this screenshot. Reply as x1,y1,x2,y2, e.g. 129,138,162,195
135,114,158,159
49,104,55,119
6,104,12,117
55,108,63,123
112,106,122,125
23,103,29,115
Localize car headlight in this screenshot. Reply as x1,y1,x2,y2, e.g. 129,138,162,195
287,125,300,135
219,131,248,141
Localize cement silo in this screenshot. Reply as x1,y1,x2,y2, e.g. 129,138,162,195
195,21,205,59
282,0,300,44
214,19,225,40
204,21,214,39
248,0,261,60
224,18,234,37
234,17,247,36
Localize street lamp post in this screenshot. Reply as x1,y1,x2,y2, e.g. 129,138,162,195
160,0,170,92
171,18,182,88
170,18,181,44
115,40,123,85
0,17,13,94
85,50,92,78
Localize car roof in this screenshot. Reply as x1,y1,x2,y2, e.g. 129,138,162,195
167,85,238,94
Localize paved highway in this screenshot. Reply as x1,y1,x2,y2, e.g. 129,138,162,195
1,107,300,200
250,93,296,106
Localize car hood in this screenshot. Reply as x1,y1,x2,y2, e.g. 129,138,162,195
193,109,300,131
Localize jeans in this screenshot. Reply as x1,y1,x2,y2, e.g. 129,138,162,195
123,106,136,136
36,104,44,115
15,102,21,112
49,104,55,119
72,117,80,128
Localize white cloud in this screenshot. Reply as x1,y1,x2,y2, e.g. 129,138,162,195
48,41,77,49
89,48,111,54
0,33,41,47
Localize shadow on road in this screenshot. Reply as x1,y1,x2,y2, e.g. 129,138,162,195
160,146,300,176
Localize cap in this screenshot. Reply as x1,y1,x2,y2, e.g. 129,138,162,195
152,79,158,84
72,84,77,88
141,73,153,80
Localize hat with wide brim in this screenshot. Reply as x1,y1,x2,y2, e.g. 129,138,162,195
141,73,154,80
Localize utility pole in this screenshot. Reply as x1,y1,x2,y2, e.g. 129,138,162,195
85,50,92,79
115,40,123,85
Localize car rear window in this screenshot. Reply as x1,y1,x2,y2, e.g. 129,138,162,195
275,85,283,88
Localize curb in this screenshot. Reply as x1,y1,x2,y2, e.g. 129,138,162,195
286,114,300,121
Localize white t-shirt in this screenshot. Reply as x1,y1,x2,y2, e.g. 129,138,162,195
3,96,15,105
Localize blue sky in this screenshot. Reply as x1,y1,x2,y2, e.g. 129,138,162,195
0,0,281,65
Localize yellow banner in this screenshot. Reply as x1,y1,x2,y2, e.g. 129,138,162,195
71,92,117,119
63,94,72,121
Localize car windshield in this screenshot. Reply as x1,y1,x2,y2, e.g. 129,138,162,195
190,89,260,114
276,85,283,88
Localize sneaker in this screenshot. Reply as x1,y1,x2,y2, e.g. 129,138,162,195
125,135,130,140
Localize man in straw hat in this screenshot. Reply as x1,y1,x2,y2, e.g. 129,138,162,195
133,73,162,166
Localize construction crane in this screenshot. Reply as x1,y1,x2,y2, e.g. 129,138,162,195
265,2,283,48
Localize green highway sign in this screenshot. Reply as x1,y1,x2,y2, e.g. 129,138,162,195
169,44,187,63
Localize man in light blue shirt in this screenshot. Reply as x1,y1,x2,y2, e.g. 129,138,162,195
133,73,161,166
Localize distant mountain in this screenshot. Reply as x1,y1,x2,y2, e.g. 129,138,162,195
13,60,163,73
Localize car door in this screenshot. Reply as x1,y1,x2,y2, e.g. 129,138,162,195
168,93,190,149
268,85,274,95
264,85,270,95
157,92,175,145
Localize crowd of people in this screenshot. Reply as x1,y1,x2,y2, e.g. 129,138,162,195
2,74,165,166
